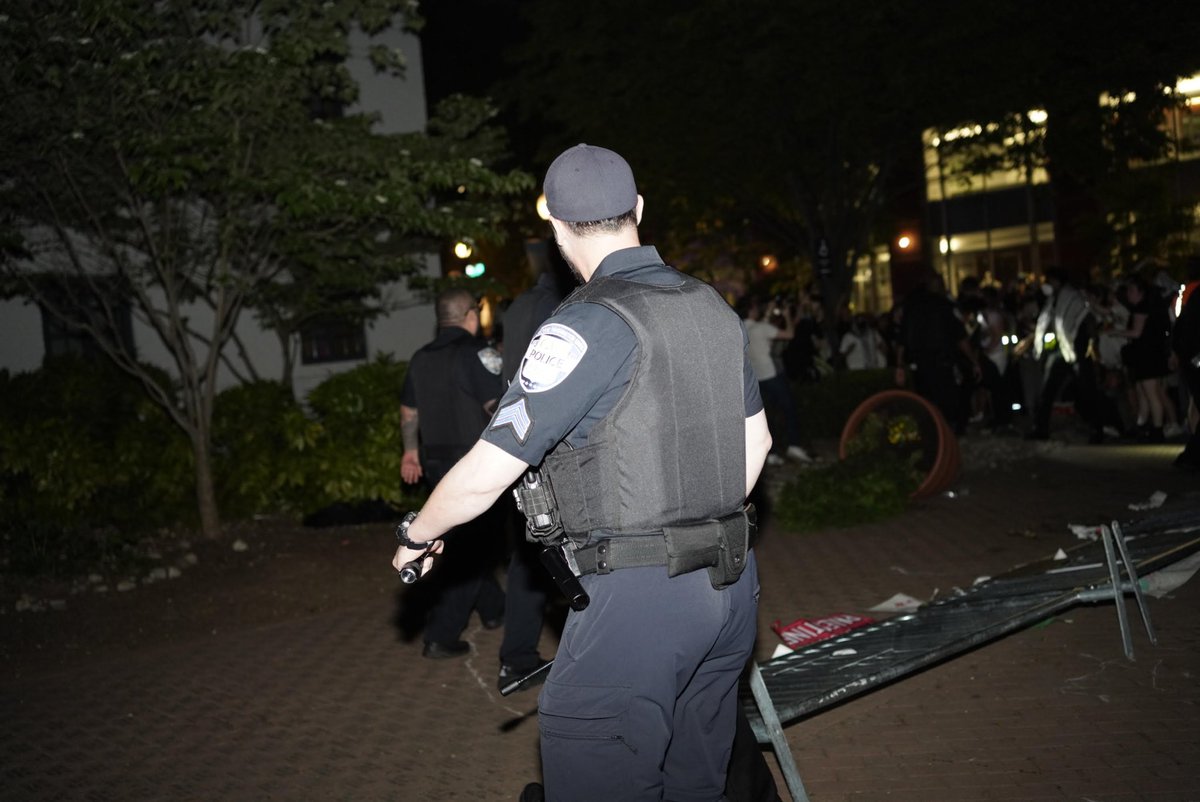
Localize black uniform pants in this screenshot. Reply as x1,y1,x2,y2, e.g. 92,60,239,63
420,461,505,644
499,506,551,668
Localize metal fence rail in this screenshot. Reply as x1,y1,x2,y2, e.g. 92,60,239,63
743,502,1200,802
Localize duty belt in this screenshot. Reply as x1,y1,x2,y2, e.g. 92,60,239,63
573,536,671,575
570,505,756,577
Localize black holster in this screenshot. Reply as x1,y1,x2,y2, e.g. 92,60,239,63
513,469,589,610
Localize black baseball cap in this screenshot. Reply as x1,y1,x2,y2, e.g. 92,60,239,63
543,144,638,223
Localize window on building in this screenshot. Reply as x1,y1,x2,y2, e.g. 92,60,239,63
300,316,367,365
39,280,135,362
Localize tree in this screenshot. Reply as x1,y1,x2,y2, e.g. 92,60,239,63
926,0,1200,276
500,0,967,328
490,0,1200,308
934,112,1050,275
0,0,533,538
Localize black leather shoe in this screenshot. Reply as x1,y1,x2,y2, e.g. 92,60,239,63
519,782,545,802
422,640,470,659
481,616,504,631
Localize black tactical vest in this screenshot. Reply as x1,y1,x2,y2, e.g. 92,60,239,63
544,273,747,538
409,331,492,464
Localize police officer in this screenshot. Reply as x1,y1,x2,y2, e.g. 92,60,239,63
392,144,772,800
400,288,506,658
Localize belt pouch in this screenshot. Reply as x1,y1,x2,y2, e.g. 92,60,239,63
662,522,722,578
707,512,750,590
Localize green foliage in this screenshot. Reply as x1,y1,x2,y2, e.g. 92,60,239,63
214,361,425,517
0,357,193,577
211,381,317,518
0,357,193,528
0,356,425,576
304,356,418,510
793,369,894,439
773,413,922,533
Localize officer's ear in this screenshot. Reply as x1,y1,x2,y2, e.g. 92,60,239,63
548,217,565,244
634,195,644,225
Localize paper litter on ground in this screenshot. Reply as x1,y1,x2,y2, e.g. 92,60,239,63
1053,548,1068,560
1128,490,1167,511
867,592,923,612
770,643,794,659
1069,523,1102,541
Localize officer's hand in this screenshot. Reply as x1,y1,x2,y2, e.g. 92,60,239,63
392,539,443,577
401,451,422,484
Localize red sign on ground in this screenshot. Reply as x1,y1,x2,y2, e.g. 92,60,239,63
771,613,875,649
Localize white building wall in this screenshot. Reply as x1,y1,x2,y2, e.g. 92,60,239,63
346,25,428,135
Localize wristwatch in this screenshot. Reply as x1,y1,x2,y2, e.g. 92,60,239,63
395,510,430,551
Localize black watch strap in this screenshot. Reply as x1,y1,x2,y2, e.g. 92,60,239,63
396,511,431,551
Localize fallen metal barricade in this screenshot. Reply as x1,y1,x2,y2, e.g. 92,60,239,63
744,501,1200,802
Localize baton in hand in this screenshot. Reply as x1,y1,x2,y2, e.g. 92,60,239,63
398,556,425,584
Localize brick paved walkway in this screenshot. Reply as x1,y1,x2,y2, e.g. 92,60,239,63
2,440,1198,801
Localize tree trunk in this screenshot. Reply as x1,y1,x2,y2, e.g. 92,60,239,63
278,328,296,398
191,424,221,539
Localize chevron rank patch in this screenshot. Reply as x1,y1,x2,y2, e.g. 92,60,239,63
491,396,532,444
519,323,587,393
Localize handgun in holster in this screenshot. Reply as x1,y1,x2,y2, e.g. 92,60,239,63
513,469,590,611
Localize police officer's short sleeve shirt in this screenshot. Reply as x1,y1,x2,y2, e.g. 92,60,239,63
400,327,503,410
482,246,763,466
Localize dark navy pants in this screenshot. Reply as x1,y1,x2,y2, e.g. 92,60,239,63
538,553,759,802
420,461,506,644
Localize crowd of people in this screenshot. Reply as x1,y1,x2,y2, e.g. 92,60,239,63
734,258,1200,472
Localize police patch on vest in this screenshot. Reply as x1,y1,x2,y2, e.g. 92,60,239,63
491,397,532,444
519,323,587,393
477,346,502,375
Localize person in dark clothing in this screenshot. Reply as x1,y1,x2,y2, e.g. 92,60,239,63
1113,275,1176,441
495,253,575,691
894,271,980,433
400,288,506,658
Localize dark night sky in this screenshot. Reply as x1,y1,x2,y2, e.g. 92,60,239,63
419,0,523,107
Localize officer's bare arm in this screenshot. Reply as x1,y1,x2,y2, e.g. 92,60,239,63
744,409,772,496
406,439,529,544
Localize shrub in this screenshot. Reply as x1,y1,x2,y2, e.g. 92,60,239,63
303,355,420,511
793,368,894,439
0,357,192,577
772,412,922,532
212,380,317,518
